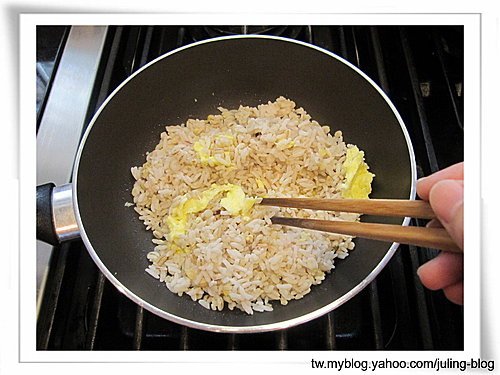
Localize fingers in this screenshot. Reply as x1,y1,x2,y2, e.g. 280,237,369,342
417,251,463,291
417,162,463,201
443,281,464,305
428,180,464,250
416,162,464,305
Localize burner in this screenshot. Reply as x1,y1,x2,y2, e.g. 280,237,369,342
188,25,305,41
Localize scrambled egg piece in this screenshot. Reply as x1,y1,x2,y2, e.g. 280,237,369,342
341,146,375,199
220,185,256,215
166,184,257,239
193,135,234,167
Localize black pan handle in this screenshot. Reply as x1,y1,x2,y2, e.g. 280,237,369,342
37,183,59,246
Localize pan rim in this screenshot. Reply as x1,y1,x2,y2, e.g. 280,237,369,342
72,33,417,333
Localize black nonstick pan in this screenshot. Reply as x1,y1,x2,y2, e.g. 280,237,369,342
36,35,416,333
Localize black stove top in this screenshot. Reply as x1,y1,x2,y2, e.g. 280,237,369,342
36,25,464,350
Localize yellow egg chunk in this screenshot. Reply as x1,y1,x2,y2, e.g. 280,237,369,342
166,184,256,240
220,185,257,216
165,207,188,239
192,139,210,164
341,146,375,199
166,185,224,239
193,137,233,167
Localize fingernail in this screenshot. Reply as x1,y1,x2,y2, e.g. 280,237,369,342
429,180,463,225
425,218,442,228
416,266,422,278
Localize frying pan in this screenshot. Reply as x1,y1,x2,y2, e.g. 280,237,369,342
36,35,416,333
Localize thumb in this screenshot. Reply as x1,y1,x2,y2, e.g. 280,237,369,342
428,179,464,250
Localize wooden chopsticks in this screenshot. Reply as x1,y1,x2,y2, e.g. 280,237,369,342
260,198,461,253
260,198,436,219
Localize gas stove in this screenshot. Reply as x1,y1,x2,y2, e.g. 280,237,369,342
36,25,464,350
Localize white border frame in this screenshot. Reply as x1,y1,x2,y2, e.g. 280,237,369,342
17,12,481,371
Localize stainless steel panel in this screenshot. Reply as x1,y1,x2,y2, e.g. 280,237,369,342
36,26,108,313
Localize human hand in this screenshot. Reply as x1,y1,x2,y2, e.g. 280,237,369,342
415,162,463,305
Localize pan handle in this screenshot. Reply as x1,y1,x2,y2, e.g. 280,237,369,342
36,183,80,246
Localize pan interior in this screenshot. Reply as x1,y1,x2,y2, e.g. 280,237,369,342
76,37,413,331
